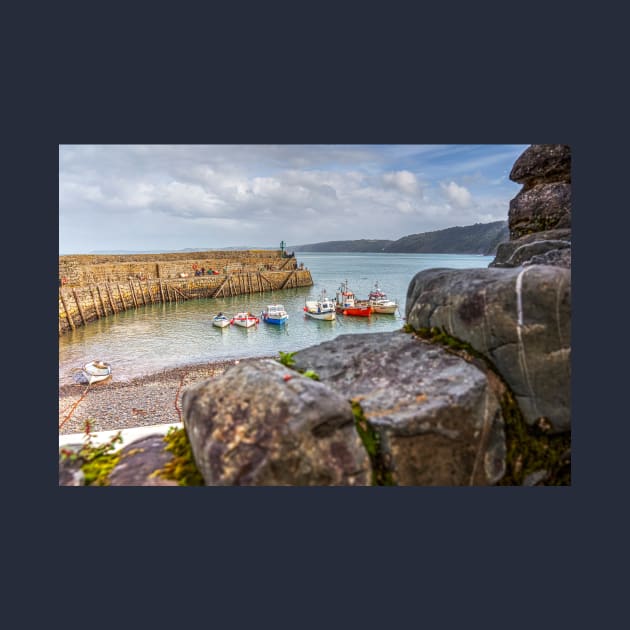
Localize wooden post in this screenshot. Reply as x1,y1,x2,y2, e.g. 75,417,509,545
159,279,166,303
59,290,76,330
96,285,108,315
106,282,118,313
259,272,273,290
137,281,145,304
129,280,139,308
146,279,154,303
213,274,230,298
168,284,189,301
72,289,87,325
90,287,101,319
117,284,128,310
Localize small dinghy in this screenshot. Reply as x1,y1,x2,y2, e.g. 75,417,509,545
82,360,112,385
212,312,231,328
230,312,260,328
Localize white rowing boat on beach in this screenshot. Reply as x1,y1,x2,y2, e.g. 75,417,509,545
82,360,112,384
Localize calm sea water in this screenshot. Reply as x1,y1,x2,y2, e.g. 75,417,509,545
59,252,493,384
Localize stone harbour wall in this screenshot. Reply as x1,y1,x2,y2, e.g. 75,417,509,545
58,250,312,335
59,249,297,287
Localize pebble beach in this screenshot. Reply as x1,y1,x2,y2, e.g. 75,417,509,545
58,357,269,436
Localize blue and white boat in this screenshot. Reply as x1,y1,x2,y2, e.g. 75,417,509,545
212,312,231,328
260,304,289,325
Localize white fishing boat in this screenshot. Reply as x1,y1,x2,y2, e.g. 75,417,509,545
230,312,260,328
304,291,336,321
367,281,398,314
82,360,112,385
212,312,231,328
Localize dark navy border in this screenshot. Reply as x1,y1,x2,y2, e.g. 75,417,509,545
7,2,615,627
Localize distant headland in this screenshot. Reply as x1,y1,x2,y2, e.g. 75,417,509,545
289,220,508,255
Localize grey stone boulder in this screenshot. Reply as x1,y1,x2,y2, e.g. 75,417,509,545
293,332,505,486
108,435,179,486
491,238,571,269
508,181,571,240
182,360,371,485
490,229,571,268
509,144,571,188
523,247,571,269
405,266,570,432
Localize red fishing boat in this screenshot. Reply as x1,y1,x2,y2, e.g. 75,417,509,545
335,280,372,316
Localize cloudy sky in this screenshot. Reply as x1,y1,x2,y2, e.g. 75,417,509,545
59,144,529,254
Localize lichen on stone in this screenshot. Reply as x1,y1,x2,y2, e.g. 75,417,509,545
154,426,205,486
351,400,394,486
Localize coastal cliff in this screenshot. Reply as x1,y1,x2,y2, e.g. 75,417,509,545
60,144,571,486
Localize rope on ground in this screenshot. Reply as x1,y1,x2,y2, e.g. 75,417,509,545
59,383,91,430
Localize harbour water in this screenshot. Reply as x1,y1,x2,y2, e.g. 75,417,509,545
59,252,494,384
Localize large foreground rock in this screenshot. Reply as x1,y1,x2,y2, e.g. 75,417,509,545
406,266,571,432
182,360,370,485
293,332,506,486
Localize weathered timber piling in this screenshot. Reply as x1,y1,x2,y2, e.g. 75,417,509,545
129,281,139,308
96,285,107,315
90,287,101,319
72,289,87,325
59,249,313,335
59,290,76,330
117,284,127,310
105,283,118,314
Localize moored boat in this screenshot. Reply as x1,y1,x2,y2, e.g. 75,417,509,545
304,291,336,320
212,312,231,328
230,312,260,328
82,360,112,385
260,304,289,325
367,281,399,314
335,280,372,316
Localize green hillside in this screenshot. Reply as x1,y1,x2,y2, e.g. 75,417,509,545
291,221,508,255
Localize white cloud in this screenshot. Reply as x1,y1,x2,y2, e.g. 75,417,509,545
440,181,472,208
382,170,418,194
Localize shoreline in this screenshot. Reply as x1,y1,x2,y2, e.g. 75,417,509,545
59,356,271,436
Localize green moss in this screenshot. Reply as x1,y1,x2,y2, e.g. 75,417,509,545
155,426,205,486
278,351,297,367
415,326,491,364
82,452,121,486
351,400,395,486
407,324,571,485
59,421,124,486
302,369,320,381
497,389,571,486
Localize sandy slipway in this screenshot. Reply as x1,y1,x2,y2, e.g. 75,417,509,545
59,357,271,436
